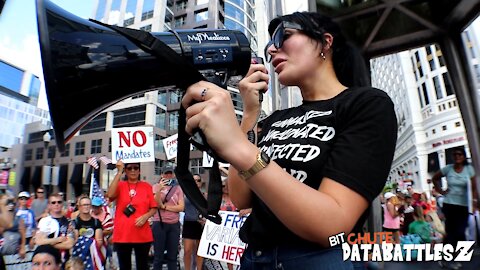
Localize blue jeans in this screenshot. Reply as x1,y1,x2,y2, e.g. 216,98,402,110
152,221,181,270
240,245,354,270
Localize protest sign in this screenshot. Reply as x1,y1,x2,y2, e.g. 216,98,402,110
198,211,248,265
111,126,155,163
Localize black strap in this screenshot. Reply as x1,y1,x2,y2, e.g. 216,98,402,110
91,21,223,224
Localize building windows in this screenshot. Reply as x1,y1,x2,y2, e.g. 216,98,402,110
91,139,102,154
432,129,436,134
25,149,33,161
113,105,146,128
175,15,186,27
169,111,179,131
455,121,461,127
125,0,137,24
61,144,70,157
36,147,44,160
422,83,429,105
75,142,85,156
80,113,106,135
195,10,208,22
176,0,187,10
140,24,152,32
141,10,154,21
0,61,24,93
433,76,443,100
48,146,56,159
124,17,134,26
442,125,447,131
443,73,454,96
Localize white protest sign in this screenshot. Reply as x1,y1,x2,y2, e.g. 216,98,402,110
163,133,194,160
202,151,230,168
198,211,248,265
111,126,155,163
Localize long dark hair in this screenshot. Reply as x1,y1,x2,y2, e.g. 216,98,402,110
268,12,370,87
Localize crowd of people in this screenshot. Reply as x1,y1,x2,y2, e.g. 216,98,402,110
0,161,243,270
381,147,480,269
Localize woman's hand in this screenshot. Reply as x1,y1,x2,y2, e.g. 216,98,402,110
238,63,269,120
135,214,148,227
182,81,256,165
116,159,125,173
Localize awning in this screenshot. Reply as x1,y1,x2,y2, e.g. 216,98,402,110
20,167,31,191
70,164,83,185
31,166,42,189
58,165,68,193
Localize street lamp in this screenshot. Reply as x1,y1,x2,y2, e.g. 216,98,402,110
43,132,54,195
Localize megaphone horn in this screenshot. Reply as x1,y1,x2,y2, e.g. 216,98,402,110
36,0,251,151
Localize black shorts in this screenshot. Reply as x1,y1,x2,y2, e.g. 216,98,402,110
182,220,203,240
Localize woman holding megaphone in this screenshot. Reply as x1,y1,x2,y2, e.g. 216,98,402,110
181,11,397,270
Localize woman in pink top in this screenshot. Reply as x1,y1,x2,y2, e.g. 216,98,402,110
383,192,401,243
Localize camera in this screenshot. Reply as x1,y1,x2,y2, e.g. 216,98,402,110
123,204,136,217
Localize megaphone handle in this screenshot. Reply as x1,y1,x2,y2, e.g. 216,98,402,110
189,130,227,163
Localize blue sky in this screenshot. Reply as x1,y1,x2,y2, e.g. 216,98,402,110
0,0,95,110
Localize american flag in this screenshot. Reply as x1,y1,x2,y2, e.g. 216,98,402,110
72,236,106,270
90,175,107,207
87,156,99,169
98,156,112,165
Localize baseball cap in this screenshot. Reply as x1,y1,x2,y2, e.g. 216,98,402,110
384,192,396,200
91,197,104,207
18,191,30,198
162,166,174,174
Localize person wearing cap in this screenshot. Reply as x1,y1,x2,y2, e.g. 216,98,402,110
382,192,401,243
107,160,157,270
91,196,115,268
32,244,62,270
152,165,184,270
16,191,36,248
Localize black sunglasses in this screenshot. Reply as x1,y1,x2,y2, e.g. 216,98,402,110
50,200,63,205
126,166,140,171
264,21,303,62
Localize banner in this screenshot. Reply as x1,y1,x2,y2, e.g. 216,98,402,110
198,211,248,265
111,126,155,163
8,171,15,186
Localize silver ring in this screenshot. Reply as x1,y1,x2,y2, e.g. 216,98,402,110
200,88,208,101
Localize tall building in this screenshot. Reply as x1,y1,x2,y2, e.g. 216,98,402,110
370,25,480,194
0,59,50,193
11,0,268,198
0,59,50,150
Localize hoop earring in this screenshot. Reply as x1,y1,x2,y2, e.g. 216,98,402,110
320,52,326,60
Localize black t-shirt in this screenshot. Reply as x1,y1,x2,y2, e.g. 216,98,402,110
239,87,397,248
74,217,103,239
